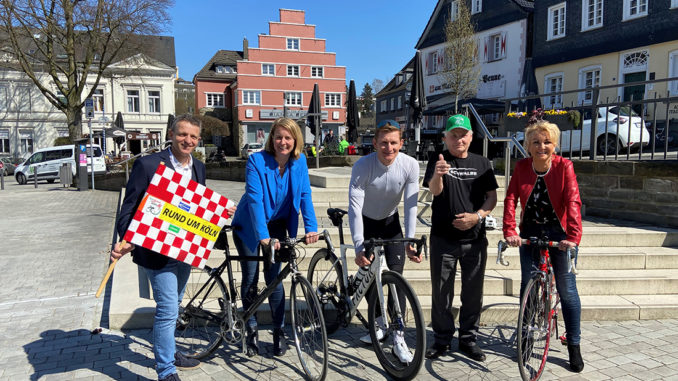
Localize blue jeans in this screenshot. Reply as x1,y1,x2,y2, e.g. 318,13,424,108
519,241,581,345
233,232,285,329
145,260,192,379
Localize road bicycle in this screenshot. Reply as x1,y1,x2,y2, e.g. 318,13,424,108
175,226,328,381
497,237,578,381
307,208,427,381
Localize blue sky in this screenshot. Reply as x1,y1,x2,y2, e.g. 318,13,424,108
168,1,435,91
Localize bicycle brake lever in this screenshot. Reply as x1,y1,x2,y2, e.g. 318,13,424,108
496,240,510,266
269,238,278,265
567,247,578,275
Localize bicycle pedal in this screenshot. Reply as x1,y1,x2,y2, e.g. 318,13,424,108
559,335,567,345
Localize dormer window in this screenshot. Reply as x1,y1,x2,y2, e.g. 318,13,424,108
215,65,234,74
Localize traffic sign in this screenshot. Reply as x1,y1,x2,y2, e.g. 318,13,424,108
85,98,94,119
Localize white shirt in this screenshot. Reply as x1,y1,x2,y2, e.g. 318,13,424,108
168,148,193,180
348,153,419,253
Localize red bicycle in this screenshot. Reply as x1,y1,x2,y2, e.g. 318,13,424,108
497,237,578,381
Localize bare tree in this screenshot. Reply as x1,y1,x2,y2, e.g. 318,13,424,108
443,0,479,114
0,0,173,141
371,78,384,94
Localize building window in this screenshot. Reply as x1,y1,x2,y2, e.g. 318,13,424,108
206,93,224,108
544,73,564,108
0,129,9,154
488,33,505,61
16,86,31,111
148,90,160,113
380,100,387,113
242,90,260,105
428,51,438,75
450,0,459,21
287,38,299,50
548,3,566,40
672,0,678,8
471,0,482,14
669,50,678,95
311,66,324,78
390,98,395,111
93,88,104,112
285,92,302,106
0,84,8,111
578,66,601,104
126,90,139,113
397,96,403,110
287,65,299,77
582,0,603,30
325,93,341,107
215,65,234,74
623,0,648,20
19,129,33,154
262,64,275,76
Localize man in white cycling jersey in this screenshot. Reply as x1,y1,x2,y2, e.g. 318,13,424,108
348,119,421,363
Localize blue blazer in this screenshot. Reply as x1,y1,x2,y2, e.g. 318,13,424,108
232,151,317,252
116,148,206,270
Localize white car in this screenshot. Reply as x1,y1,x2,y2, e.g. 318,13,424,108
14,144,106,184
241,143,263,159
515,106,651,155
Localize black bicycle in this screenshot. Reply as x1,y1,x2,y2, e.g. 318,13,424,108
307,208,427,381
175,226,328,381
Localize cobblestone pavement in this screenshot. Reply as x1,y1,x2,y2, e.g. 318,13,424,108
2,180,678,380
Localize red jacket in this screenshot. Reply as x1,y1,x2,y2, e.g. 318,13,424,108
503,155,583,245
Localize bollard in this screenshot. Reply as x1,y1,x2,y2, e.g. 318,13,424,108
34,168,38,188
1,170,4,190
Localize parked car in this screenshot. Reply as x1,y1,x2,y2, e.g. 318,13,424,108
14,144,106,185
0,157,16,176
515,106,651,155
240,143,263,159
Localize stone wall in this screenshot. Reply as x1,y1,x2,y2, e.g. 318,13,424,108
574,161,678,227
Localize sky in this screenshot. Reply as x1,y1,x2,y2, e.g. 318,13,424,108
168,0,436,91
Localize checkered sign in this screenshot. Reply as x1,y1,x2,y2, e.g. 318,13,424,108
123,163,234,268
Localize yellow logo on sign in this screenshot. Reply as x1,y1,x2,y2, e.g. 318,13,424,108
158,202,220,241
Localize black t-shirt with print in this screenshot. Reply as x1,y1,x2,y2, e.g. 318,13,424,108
423,151,499,242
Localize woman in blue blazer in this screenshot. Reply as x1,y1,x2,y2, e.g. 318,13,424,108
231,117,318,357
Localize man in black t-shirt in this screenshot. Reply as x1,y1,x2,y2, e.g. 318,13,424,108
422,114,498,362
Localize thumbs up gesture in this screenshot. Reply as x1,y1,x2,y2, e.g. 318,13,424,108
434,154,450,178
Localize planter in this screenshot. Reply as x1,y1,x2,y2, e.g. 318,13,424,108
503,114,576,134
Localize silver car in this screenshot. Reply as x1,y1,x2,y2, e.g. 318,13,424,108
0,157,16,176
241,143,264,159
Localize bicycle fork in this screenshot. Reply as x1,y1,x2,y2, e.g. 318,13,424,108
374,255,405,332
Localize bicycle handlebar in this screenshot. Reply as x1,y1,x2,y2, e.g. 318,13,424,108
264,230,332,265
496,238,578,275
364,235,428,260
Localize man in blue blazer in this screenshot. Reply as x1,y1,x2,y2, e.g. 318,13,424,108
112,114,233,381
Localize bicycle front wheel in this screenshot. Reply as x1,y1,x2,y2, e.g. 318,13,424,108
307,248,344,334
175,267,227,359
517,277,552,381
290,275,328,381
367,271,425,381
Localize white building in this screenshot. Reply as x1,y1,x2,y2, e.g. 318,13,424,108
0,35,176,159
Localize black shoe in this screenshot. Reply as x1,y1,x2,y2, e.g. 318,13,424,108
273,327,288,357
174,352,200,369
425,343,451,360
459,341,486,362
246,325,259,357
159,373,181,381
568,344,584,373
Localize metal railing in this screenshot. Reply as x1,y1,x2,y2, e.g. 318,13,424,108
108,141,172,182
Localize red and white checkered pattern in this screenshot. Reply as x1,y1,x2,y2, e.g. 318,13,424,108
123,163,233,268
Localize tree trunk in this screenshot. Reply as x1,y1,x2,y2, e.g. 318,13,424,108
67,108,83,142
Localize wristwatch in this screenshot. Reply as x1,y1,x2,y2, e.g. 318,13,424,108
476,211,484,224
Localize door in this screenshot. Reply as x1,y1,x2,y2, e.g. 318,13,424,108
623,72,646,115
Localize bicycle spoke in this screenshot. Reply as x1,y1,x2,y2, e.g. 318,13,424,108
518,278,551,381
291,276,328,381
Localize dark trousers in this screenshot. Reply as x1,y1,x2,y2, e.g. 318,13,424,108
429,234,488,345
363,213,406,317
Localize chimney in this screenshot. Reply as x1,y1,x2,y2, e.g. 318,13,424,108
243,37,249,60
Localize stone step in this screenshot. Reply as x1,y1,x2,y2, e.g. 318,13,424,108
310,186,506,203
310,201,515,220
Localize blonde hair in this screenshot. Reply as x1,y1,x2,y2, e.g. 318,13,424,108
523,120,561,152
265,117,304,159
375,124,402,140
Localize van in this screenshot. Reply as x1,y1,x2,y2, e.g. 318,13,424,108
14,144,106,185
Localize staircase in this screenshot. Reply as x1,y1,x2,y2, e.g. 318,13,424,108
108,166,678,329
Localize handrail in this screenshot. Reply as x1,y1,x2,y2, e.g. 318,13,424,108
109,140,172,182
463,103,528,191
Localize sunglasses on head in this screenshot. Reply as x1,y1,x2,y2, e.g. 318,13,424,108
376,119,401,129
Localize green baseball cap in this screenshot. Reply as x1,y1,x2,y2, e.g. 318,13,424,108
445,114,472,132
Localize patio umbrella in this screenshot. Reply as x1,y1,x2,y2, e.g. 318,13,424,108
409,51,427,148
165,114,175,143
518,58,542,112
346,80,359,143
112,111,126,153
307,84,321,168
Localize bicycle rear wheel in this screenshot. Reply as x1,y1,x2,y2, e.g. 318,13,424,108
517,277,552,381
307,248,344,334
367,271,425,381
175,267,227,359
290,275,328,381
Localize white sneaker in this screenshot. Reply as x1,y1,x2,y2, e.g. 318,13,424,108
392,331,414,364
360,327,385,345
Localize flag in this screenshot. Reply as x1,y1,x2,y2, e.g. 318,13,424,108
123,163,234,268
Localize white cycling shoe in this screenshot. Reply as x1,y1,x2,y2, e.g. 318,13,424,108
359,327,385,345
392,331,414,364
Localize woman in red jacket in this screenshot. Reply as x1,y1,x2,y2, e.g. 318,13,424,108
503,113,584,373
